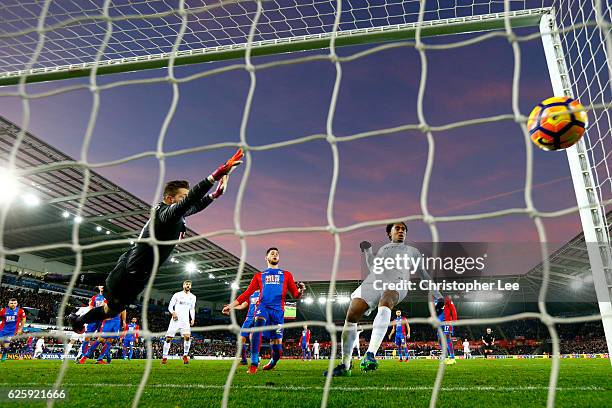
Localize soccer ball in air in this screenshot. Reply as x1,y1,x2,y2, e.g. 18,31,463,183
527,96,588,151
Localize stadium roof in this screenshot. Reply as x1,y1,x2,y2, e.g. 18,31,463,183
0,116,258,301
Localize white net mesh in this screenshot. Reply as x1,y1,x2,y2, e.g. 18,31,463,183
0,0,610,408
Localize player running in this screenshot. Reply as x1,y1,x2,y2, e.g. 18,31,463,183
122,317,140,360
0,298,26,362
388,309,410,362
223,247,305,374
67,149,243,332
222,289,260,365
33,337,45,359
325,222,442,377
436,296,458,365
300,325,311,361
162,280,196,364
78,287,106,360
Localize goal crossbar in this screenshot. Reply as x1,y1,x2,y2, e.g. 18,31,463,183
0,8,549,87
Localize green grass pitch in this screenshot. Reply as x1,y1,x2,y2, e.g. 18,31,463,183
0,358,610,407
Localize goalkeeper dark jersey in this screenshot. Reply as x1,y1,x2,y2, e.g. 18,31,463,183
482,333,494,346
123,177,214,274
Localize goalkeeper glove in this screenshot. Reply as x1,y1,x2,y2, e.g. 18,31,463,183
211,148,244,181
209,175,228,200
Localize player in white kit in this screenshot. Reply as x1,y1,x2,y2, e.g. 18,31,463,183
463,338,471,359
162,280,196,365
325,222,442,377
33,337,44,359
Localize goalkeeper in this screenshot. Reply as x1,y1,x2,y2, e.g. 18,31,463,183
66,149,243,332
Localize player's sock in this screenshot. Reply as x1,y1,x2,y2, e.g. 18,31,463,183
271,343,282,364
128,347,133,360
84,341,99,357
80,341,90,356
446,335,454,358
64,343,73,358
241,344,248,362
341,320,358,370
398,347,404,360
367,306,391,355
122,346,128,359
183,339,191,356
162,341,171,358
302,348,306,360
98,343,111,361
250,320,265,366
404,346,410,360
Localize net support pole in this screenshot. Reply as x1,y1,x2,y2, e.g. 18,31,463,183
540,10,612,364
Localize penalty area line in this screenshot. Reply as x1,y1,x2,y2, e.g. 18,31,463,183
0,383,606,392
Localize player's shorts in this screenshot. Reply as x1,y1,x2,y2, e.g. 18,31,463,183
240,318,254,338
301,343,309,349
351,272,408,315
254,306,284,340
395,335,406,346
165,319,191,337
123,337,135,347
105,252,149,310
0,329,14,343
437,324,453,336
99,319,121,339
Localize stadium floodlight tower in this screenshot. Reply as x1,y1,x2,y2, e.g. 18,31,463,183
1,1,611,408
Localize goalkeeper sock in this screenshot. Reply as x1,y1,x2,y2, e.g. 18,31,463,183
367,306,391,355
341,321,358,370
162,341,171,358
183,339,191,356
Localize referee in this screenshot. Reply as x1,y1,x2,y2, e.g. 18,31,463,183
481,327,495,358
68,149,243,332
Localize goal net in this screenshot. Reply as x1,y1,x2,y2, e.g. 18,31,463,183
0,1,610,408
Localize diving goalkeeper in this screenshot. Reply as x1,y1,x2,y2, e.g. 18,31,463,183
67,149,244,332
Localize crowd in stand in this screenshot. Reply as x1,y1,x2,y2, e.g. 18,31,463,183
2,276,609,358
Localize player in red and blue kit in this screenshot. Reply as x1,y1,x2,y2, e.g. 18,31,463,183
223,290,260,365
436,296,458,365
79,309,126,364
223,247,305,374
387,309,410,362
1,298,26,362
122,317,139,360
300,325,311,361
78,287,107,361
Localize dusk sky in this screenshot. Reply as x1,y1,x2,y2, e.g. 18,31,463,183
0,23,586,283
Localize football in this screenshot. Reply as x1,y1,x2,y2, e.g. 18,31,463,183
527,96,588,151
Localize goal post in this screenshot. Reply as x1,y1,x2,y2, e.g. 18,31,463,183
0,7,547,87
540,10,612,363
